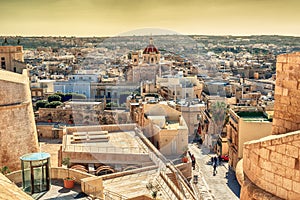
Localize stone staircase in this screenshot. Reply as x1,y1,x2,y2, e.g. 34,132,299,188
167,172,181,190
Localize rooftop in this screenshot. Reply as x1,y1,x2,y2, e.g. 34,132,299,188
236,111,270,122
64,130,148,154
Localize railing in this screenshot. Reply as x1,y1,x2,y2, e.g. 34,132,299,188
103,189,128,200
155,175,178,200
134,127,198,200
166,162,198,200
64,145,147,154
105,169,155,184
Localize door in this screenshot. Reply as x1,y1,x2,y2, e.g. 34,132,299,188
30,161,50,194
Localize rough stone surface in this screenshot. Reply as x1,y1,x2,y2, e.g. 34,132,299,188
242,131,300,199
0,70,39,171
273,53,300,135
0,173,32,200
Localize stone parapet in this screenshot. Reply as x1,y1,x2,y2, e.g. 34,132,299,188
243,130,300,200
0,173,32,200
65,124,137,134
237,159,281,200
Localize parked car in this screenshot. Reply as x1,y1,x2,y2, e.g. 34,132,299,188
221,155,229,162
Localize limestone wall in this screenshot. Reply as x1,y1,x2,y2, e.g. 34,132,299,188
243,130,300,199
65,124,137,134
37,124,63,138
0,70,39,171
62,151,152,166
273,52,300,135
0,173,32,200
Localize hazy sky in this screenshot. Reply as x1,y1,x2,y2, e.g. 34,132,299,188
1,0,299,36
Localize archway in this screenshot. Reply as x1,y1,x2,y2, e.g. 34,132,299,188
95,165,115,176
123,165,139,171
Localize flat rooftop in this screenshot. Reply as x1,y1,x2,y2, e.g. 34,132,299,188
64,131,148,154
236,111,270,122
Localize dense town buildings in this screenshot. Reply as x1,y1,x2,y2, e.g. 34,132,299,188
0,34,300,199
0,46,27,73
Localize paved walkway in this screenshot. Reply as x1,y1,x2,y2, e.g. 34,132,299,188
188,143,240,200
38,179,89,200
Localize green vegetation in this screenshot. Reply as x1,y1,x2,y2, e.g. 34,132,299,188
0,166,10,175
36,100,48,110
62,157,73,180
48,94,62,103
210,101,227,132
55,92,86,102
35,92,87,110
46,101,63,108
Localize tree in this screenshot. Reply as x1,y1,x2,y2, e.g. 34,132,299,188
48,94,62,103
36,100,49,110
210,101,227,134
46,101,63,108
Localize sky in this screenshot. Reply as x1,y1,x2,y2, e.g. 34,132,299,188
0,0,299,37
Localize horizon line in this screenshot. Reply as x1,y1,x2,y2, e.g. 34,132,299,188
0,34,300,38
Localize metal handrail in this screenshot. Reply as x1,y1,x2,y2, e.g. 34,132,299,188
134,127,198,200
104,189,129,200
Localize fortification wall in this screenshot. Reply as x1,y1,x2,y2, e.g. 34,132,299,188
242,130,300,199
0,70,39,171
272,52,300,135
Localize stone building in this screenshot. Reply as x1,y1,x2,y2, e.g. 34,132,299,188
237,52,300,200
227,107,273,171
127,38,171,83
176,101,205,142
0,46,27,73
156,74,203,101
131,102,189,158
0,69,39,171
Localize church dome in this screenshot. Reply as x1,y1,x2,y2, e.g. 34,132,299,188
143,38,159,54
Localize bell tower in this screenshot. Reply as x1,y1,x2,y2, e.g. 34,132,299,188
132,52,139,66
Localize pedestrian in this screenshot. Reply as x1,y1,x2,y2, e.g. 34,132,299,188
213,162,217,175
211,157,214,165
188,151,192,158
191,155,196,170
213,156,217,166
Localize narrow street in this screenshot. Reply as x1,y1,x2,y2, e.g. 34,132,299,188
188,143,240,200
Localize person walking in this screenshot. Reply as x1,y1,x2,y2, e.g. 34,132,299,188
213,156,217,166
191,155,196,170
213,162,217,175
